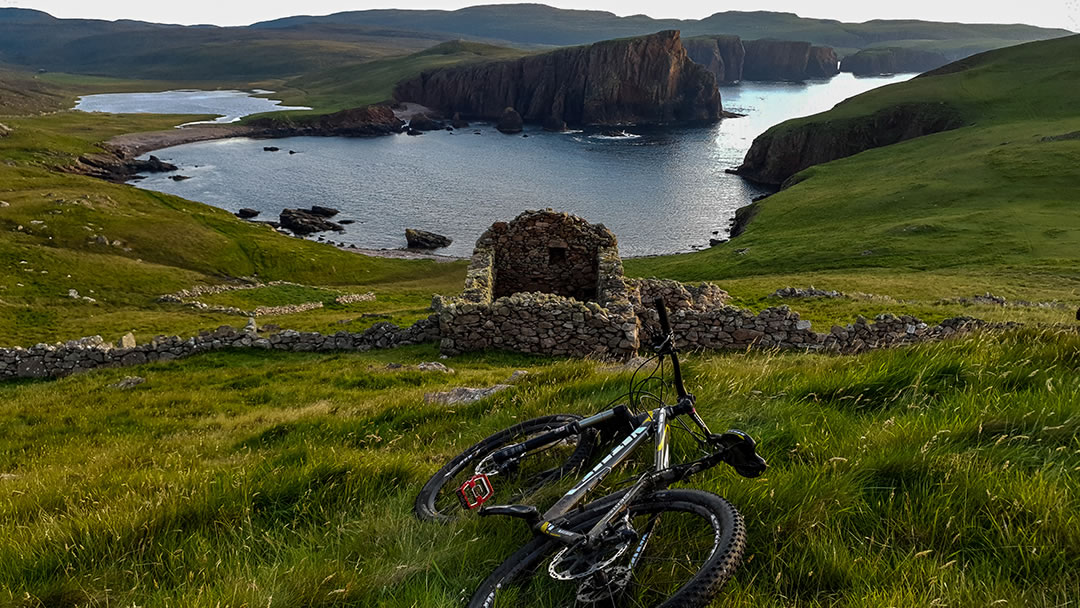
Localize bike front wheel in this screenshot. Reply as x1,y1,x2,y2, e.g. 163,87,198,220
415,414,597,522
469,489,746,608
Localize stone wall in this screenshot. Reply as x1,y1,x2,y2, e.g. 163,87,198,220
0,317,440,380
437,210,641,358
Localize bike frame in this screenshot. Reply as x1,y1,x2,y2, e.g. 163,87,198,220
530,400,695,546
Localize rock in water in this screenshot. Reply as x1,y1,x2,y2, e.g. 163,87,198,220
451,112,470,129
169,175,191,182
496,107,524,134
309,205,340,217
405,228,453,249
393,31,721,127
280,208,345,235
236,208,260,219
263,146,280,152
409,113,444,131
542,116,568,132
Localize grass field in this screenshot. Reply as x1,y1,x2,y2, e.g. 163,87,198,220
0,329,1077,606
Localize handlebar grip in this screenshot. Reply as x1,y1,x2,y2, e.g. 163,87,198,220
654,297,672,333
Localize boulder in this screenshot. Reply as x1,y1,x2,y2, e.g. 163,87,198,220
309,205,340,217
451,112,470,129
407,128,423,136
168,175,191,182
405,228,453,249
280,208,345,235
496,107,524,134
263,146,280,152
543,116,568,132
236,208,260,219
409,113,444,131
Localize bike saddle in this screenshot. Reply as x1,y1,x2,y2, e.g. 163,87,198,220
712,430,768,478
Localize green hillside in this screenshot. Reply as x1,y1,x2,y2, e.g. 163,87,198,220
0,107,465,346
627,35,1080,306
277,40,527,113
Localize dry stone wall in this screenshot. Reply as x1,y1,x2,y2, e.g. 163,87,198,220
0,317,440,380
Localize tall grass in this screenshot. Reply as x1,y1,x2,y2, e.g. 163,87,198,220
0,329,1076,606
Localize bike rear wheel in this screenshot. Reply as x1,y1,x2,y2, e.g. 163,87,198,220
415,414,597,522
468,489,745,608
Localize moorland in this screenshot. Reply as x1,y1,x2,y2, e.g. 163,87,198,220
0,5,1077,606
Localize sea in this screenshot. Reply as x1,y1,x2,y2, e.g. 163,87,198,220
77,75,913,257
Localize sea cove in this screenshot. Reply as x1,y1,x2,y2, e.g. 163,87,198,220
128,74,912,256
75,89,310,124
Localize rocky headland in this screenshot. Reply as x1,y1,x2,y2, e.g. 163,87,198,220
682,35,745,84
392,30,722,127
68,105,406,183
840,47,950,76
733,101,966,186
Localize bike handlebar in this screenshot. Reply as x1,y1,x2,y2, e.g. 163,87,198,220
653,297,689,401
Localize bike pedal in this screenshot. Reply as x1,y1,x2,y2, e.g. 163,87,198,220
458,474,495,510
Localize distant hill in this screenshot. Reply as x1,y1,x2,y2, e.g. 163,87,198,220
0,8,469,80
0,5,1071,82
253,4,1073,58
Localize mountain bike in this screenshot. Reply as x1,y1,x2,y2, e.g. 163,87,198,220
415,298,767,607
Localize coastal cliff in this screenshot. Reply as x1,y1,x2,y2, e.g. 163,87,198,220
734,102,966,186
806,46,840,78
685,36,838,83
683,35,745,83
393,31,722,126
840,48,950,76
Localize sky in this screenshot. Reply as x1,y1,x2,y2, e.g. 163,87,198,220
2,0,1078,31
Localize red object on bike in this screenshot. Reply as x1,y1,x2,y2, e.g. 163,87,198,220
458,474,495,510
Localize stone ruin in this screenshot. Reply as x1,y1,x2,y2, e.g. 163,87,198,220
434,210,1008,360
0,209,1023,380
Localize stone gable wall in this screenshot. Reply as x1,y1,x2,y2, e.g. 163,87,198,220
480,210,616,301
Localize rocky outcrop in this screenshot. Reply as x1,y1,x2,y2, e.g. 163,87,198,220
805,46,839,78
408,113,445,131
496,107,524,133
683,35,745,83
742,39,813,81
71,152,178,183
840,48,950,76
393,30,722,127
280,208,345,235
734,102,967,186
236,208,260,219
248,104,405,137
405,228,452,249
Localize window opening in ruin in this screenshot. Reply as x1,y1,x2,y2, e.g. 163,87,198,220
548,246,568,265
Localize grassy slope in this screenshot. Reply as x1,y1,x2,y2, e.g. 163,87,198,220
0,107,464,346
0,330,1077,606
275,41,528,115
627,36,1080,323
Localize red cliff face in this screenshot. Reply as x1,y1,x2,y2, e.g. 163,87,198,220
393,31,722,126
806,46,840,78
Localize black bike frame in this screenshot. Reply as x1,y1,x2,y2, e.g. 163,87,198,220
530,400,694,546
